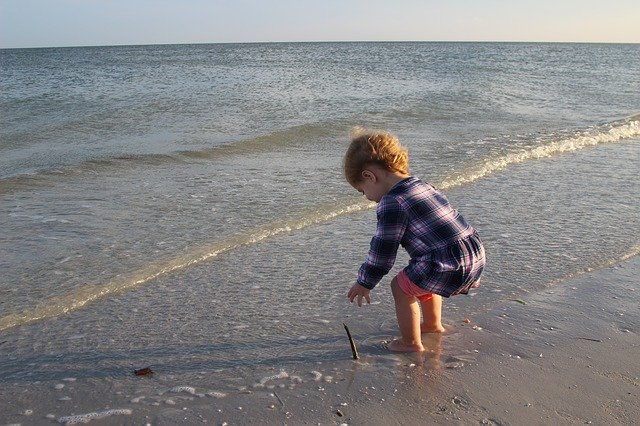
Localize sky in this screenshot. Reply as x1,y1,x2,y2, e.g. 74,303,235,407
1,0,639,48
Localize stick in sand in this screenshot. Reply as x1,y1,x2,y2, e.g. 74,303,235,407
343,323,360,360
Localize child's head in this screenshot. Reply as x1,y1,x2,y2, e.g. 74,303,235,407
343,127,409,186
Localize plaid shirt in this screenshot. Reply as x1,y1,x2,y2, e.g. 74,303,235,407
357,177,479,293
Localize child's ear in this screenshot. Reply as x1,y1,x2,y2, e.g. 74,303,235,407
361,170,376,182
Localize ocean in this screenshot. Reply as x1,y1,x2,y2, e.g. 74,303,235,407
0,42,639,417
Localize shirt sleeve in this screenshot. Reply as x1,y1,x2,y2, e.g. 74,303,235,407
357,196,407,289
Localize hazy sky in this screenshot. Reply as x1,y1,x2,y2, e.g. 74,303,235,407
1,0,639,48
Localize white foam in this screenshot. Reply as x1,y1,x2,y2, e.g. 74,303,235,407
168,385,197,395
441,119,640,190
310,370,323,381
57,409,132,425
258,370,289,386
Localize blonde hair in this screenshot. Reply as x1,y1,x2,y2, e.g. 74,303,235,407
343,127,409,185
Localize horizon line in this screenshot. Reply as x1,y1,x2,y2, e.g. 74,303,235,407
2,39,639,50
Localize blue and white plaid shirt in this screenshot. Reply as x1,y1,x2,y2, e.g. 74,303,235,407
357,177,483,296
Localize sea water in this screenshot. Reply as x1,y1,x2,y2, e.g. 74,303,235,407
0,42,639,408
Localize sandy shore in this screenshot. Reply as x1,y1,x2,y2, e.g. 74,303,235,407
1,257,638,425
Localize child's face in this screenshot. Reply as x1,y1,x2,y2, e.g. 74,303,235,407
352,171,386,203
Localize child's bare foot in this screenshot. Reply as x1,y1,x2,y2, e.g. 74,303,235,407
387,338,425,352
420,323,445,333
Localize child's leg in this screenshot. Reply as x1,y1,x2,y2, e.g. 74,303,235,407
420,295,445,333
390,277,425,352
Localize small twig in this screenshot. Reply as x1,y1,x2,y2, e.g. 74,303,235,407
343,323,360,360
576,337,602,342
273,391,284,407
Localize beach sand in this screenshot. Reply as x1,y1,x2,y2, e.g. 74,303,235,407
1,257,638,425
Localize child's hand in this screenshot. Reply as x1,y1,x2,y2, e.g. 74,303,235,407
347,283,371,307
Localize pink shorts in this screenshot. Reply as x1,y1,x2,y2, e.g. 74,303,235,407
396,270,434,302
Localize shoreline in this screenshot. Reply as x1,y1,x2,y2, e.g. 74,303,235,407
1,256,638,425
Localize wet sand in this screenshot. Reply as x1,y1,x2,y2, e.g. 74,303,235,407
1,256,638,425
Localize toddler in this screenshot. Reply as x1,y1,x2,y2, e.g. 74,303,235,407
345,128,485,352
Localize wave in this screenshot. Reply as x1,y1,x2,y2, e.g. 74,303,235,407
1,210,635,334
2,115,637,195
0,200,371,332
178,122,340,160
439,114,640,189
543,242,640,288
1,115,638,331
0,121,343,194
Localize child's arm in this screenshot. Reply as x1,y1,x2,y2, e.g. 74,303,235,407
347,282,371,307
357,197,407,289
